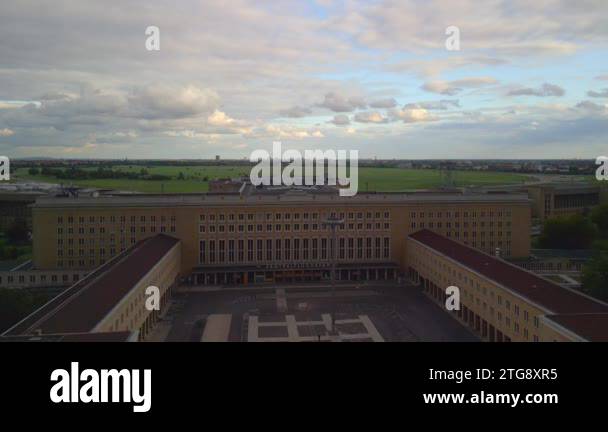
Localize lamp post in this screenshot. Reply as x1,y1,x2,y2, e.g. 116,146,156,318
323,215,344,334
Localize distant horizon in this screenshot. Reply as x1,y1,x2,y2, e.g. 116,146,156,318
9,157,603,162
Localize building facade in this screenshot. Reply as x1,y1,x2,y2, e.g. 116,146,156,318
526,184,602,221
407,229,608,342
31,189,532,284
3,234,180,341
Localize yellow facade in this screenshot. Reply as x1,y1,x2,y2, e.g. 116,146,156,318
407,235,607,342
92,241,181,340
32,192,531,280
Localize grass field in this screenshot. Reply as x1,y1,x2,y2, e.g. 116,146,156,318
12,165,537,193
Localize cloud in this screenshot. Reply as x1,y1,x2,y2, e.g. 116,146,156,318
596,75,608,81
279,105,313,118
421,77,497,95
128,84,219,119
244,124,325,140
587,88,608,98
403,100,460,110
207,110,236,127
328,114,350,126
507,83,565,97
369,98,397,108
37,91,75,101
318,92,367,112
0,128,15,137
390,108,434,123
575,101,607,112
353,111,389,123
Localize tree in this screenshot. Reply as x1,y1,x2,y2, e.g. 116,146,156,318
28,167,40,176
582,252,608,302
591,204,608,237
0,288,54,333
6,219,29,245
177,171,185,180
538,214,598,249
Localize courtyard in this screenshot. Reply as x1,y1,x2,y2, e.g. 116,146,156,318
152,283,478,342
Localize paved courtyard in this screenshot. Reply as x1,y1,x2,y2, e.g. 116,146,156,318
154,283,478,342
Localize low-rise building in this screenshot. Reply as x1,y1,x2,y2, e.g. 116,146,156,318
407,229,608,342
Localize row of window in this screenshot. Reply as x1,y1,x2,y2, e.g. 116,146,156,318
199,237,391,264
199,211,391,222
56,211,393,225
410,210,512,219
58,226,176,235
199,222,390,234
411,221,511,229
58,215,176,224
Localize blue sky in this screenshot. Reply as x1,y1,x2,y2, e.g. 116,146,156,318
0,0,606,159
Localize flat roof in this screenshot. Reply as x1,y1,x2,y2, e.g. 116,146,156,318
408,229,608,315
0,331,135,342
544,314,608,342
3,234,180,336
32,191,530,209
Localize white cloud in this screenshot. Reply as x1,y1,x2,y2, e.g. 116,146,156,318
318,92,367,112
421,77,497,95
328,114,351,126
354,111,389,123
390,108,434,123
128,84,219,119
279,106,312,118
369,98,397,108
0,128,15,137
507,83,565,97
403,100,460,110
587,88,608,98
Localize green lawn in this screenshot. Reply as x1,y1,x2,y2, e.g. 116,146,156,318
13,165,535,193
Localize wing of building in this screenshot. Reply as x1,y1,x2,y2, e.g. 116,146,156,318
407,229,608,342
2,234,180,342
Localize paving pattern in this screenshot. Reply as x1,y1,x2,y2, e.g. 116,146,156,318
246,312,384,342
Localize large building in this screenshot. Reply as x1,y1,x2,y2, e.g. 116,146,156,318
407,229,608,342
6,186,608,342
526,183,602,221
30,186,531,285
2,234,180,341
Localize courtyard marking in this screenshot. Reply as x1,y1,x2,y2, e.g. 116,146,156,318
201,314,233,342
359,315,384,342
276,288,288,313
247,313,384,342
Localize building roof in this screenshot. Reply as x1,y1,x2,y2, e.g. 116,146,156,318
544,314,608,342
3,234,180,336
0,331,135,342
408,229,608,315
31,190,531,208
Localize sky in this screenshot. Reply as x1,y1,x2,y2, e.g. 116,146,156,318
0,0,607,159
